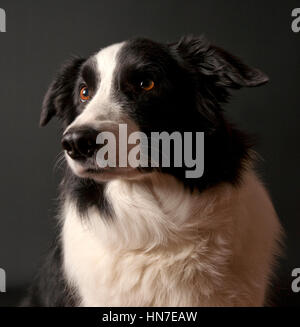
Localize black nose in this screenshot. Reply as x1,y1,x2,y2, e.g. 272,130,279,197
61,128,99,160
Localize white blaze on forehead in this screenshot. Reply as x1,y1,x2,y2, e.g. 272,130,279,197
95,42,124,99
65,42,125,132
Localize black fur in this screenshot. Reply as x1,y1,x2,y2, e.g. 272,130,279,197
40,57,86,128
61,166,114,219
114,37,264,190
21,240,79,307
24,36,268,306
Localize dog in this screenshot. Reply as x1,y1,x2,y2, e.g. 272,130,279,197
22,36,282,306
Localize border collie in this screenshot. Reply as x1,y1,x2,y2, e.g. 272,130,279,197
23,36,282,307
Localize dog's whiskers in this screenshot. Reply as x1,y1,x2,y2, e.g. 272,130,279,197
53,152,66,172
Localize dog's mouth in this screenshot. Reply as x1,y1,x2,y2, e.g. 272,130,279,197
65,153,139,181
86,168,103,174
85,166,121,175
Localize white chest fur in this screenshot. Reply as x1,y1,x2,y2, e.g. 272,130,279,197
62,171,281,306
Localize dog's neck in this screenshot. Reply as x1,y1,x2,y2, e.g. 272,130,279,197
62,171,235,252
61,171,238,306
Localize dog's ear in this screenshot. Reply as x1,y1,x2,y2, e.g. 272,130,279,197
170,35,269,89
40,57,86,127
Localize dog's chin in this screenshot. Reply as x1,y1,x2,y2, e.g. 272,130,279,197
66,156,142,182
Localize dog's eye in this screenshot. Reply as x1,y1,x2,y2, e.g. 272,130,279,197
80,86,90,102
140,79,155,91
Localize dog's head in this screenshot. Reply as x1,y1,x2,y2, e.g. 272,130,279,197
40,36,268,183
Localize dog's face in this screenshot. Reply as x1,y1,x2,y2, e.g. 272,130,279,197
40,36,268,182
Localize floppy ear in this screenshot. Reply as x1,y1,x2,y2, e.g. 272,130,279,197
40,57,86,127
171,35,269,89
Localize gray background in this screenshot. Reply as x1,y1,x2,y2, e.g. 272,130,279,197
0,0,299,306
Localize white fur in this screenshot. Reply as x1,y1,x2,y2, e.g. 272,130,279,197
62,169,282,306
64,42,140,180
66,42,125,133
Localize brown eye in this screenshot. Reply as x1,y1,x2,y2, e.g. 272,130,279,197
80,86,90,102
140,79,155,91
